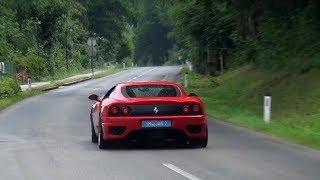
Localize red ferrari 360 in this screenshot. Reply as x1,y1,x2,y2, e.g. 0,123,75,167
88,81,208,149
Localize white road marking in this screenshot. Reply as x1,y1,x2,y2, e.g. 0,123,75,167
162,74,169,81
162,163,202,180
127,67,158,82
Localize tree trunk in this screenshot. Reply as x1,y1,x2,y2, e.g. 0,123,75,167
206,46,216,75
219,51,224,74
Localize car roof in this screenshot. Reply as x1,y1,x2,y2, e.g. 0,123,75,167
118,81,180,86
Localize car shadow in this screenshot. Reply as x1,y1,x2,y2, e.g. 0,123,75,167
80,140,202,151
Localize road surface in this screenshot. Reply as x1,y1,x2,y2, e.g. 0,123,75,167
0,66,319,180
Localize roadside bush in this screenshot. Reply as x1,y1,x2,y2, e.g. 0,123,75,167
14,51,46,81
0,76,21,98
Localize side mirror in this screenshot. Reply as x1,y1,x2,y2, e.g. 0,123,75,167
88,94,100,102
188,92,198,97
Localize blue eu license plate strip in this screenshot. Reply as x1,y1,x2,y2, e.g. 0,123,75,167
141,120,172,128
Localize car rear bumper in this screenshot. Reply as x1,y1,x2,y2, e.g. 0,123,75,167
101,115,207,141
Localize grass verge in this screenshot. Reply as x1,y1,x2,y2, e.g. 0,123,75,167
180,65,320,149
0,89,44,110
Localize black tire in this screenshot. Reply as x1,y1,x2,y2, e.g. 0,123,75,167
90,109,98,143
188,128,208,148
91,119,98,143
200,128,208,148
98,131,110,149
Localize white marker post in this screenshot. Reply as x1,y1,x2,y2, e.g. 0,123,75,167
0,62,4,74
184,72,188,88
123,62,126,69
27,78,32,90
186,60,193,71
264,93,272,124
131,62,134,67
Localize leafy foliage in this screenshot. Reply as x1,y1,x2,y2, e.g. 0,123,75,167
161,0,320,74
1,0,320,79
0,76,21,98
14,51,46,80
0,0,137,81
134,0,174,66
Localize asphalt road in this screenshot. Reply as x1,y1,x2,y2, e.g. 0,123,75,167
0,66,319,180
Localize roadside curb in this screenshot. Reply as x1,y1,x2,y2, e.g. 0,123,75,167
42,86,60,92
58,77,92,87
42,77,92,91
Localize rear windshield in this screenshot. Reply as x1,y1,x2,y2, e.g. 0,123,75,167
123,85,180,98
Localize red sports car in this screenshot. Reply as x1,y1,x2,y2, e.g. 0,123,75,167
88,81,208,149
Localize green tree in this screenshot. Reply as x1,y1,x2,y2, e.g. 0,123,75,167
134,0,174,66
0,0,138,80
162,0,320,73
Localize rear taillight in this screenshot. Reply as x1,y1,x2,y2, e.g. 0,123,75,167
182,104,202,115
121,106,130,115
109,105,131,116
192,104,200,113
182,105,190,113
110,106,119,115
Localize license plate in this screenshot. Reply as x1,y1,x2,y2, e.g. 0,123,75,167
141,120,172,128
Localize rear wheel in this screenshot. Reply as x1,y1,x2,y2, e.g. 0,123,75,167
188,128,208,148
98,131,110,149
91,120,98,143
199,138,207,148
90,110,98,143
200,128,208,148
